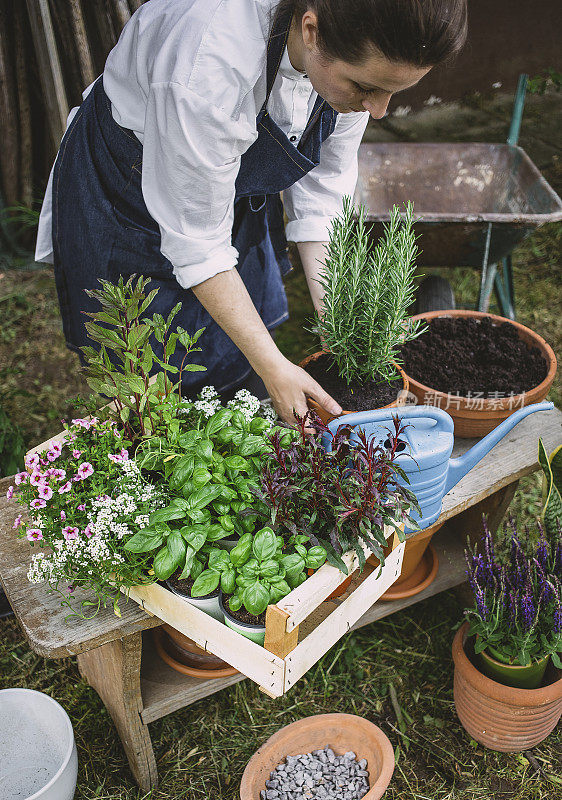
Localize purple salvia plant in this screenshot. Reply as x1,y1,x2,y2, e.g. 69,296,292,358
519,591,536,632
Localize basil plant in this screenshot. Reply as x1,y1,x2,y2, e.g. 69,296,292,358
191,527,327,617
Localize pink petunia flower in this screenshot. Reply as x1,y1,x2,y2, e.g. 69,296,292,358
13,515,22,529
83,523,93,538
62,526,79,540
58,481,72,494
52,468,66,481
50,441,62,456
14,471,28,486
30,498,47,509
25,453,40,470
6,486,14,500
75,462,94,480
72,449,82,459
71,418,90,429
108,449,129,463
37,484,53,501
77,504,86,511
60,510,66,521
30,471,45,487
26,528,43,541
46,449,59,463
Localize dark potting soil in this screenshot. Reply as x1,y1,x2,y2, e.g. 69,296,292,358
223,595,266,627
167,572,219,601
400,316,548,397
304,353,403,411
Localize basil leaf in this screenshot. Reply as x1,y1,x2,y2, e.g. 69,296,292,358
204,408,232,438
242,581,270,616
191,569,220,597
252,527,277,561
124,532,164,553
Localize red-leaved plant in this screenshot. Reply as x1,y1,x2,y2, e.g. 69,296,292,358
254,411,419,573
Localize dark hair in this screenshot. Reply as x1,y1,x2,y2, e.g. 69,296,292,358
274,0,467,66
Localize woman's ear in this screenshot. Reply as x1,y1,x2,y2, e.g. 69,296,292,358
301,10,320,53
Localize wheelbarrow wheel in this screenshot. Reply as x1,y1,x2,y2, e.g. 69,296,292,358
415,275,456,314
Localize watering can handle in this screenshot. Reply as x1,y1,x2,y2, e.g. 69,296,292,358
444,401,554,495
326,405,455,439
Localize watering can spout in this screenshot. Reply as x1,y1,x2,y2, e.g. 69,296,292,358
444,401,554,495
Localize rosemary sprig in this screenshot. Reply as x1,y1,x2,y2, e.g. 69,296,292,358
313,197,425,385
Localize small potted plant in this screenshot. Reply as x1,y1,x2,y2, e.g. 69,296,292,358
253,410,418,595
453,518,562,751
190,527,327,645
300,199,425,421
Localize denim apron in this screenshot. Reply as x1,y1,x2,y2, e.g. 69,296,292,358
52,9,338,395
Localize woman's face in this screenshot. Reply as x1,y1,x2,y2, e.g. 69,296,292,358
294,12,432,118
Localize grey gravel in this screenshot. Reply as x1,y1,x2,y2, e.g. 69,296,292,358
263,745,370,800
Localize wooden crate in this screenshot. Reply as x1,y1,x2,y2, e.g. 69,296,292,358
126,527,404,698
27,418,405,697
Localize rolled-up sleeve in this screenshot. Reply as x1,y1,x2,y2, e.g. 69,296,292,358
284,110,369,243
141,82,257,288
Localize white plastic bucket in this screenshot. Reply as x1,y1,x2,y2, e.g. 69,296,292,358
0,688,78,800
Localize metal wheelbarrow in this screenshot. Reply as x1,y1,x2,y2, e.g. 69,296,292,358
355,76,562,319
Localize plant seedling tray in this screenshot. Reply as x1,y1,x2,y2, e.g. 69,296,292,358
125,527,404,698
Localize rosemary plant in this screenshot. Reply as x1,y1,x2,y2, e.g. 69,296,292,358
314,197,425,385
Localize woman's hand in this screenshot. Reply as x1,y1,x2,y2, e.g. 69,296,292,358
260,354,342,427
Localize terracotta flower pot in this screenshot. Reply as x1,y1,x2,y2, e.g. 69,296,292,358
153,627,238,679
240,713,395,800
299,351,409,424
162,624,233,671
403,310,557,438
453,622,562,751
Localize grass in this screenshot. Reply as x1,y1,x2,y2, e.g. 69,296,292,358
1,90,561,797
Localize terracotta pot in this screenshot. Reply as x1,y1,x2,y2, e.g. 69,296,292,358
162,624,232,670
240,713,395,800
403,310,557,438
299,351,409,424
307,568,353,600
390,521,443,586
453,622,562,751
380,544,439,601
153,627,238,679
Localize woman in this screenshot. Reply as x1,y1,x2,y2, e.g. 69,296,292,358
36,0,467,424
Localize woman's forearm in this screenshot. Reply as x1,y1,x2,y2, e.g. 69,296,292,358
191,266,341,423
191,268,280,377
296,241,328,315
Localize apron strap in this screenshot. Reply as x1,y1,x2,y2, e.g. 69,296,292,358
262,9,293,111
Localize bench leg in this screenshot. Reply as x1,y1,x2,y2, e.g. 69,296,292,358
454,480,520,547
77,632,158,791
452,480,519,606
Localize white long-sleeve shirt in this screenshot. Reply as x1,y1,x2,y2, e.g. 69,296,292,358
36,0,368,289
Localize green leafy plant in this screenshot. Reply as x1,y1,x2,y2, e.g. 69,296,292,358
81,274,206,439
191,527,327,617
539,438,562,539
125,392,284,579
313,197,425,385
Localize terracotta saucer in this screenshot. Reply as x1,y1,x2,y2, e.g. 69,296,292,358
380,544,439,601
152,627,239,679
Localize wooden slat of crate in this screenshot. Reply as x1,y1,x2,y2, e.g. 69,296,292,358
274,525,400,632
126,582,287,696
282,541,405,691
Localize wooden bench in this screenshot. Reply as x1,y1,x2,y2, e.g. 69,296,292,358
1,407,560,791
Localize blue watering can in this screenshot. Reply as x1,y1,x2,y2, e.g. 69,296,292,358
323,401,553,532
